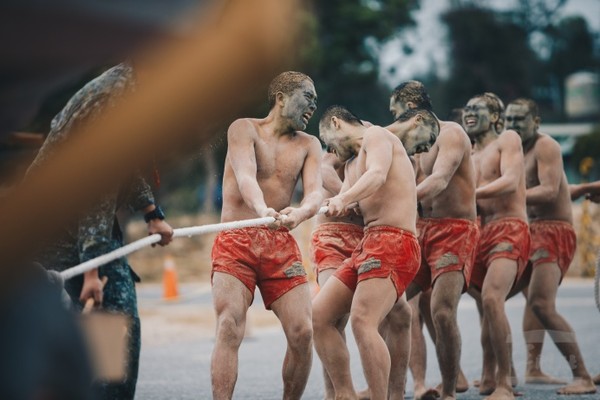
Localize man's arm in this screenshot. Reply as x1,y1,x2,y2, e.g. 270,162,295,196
227,119,277,218
280,136,324,228
77,194,119,305
570,180,600,202
526,137,562,204
330,128,392,213
322,152,344,194
417,129,463,202
476,130,524,199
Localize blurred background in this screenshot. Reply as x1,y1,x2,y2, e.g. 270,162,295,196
2,0,599,281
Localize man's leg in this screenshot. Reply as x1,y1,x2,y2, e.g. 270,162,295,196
468,287,496,393
481,259,518,400
270,282,314,400
408,292,428,400
385,294,412,400
313,276,356,399
429,271,464,399
527,263,596,395
351,278,398,400
317,269,350,400
211,272,252,400
522,287,566,384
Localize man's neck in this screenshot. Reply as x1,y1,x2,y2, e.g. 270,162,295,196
522,131,539,154
473,129,498,150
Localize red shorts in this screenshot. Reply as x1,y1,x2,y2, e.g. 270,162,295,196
211,226,307,309
470,218,531,291
529,220,576,279
412,218,480,292
334,226,421,300
310,222,364,275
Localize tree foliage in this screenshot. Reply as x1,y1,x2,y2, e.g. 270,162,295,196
302,0,420,131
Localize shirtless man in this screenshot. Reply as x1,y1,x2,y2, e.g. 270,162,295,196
310,151,364,400
506,98,596,395
464,92,529,400
313,105,439,400
211,71,322,400
387,81,478,400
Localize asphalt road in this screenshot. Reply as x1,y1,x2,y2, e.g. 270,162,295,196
135,279,600,399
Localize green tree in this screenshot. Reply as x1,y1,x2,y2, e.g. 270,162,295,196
434,6,539,115
303,1,420,130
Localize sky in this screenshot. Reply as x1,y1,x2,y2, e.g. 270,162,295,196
378,0,600,87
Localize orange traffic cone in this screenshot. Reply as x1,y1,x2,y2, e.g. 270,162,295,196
162,254,179,301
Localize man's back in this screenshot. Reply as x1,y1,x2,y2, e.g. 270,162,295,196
345,126,417,232
524,133,572,223
221,117,317,222
418,121,476,220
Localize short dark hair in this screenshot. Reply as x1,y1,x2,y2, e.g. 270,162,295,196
396,108,440,136
391,80,433,111
509,98,539,119
319,105,363,131
268,71,313,109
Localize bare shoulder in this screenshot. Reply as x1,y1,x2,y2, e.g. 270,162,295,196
365,125,395,141
227,117,260,139
499,129,522,147
295,131,322,149
440,120,465,135
439,120,469,145
534,133,561,155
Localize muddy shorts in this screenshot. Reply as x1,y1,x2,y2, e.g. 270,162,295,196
334,226,421,300
470,218,530,291
310,222,364,275
211,226,307,309
528,220,576,280
412,218,480,292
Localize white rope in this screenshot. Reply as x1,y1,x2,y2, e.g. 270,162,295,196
60,206,328,280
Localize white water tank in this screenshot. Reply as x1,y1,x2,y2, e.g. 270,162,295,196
565,71,600,119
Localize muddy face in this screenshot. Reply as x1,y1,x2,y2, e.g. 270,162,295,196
389,97,408,120
281,80,317,131
463,98,495,138
402,121,437,156
506,104,537,143
320,127,355,162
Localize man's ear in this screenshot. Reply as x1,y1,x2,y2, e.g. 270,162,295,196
413,113,423,125
331,116,340,130
490,112,499,123
407,101,417,110
276,91,285,107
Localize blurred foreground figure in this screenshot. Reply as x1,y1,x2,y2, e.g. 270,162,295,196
0,0,302,398
27,63,175,399
211,71,322,399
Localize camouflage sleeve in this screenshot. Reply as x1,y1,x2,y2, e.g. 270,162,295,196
125,175,155,213
77,193,119,262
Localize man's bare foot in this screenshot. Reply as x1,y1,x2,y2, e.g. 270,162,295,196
556,378,597,395
419,388,440,400
413,384,427,400
525,371,567,385
356,388,370,400
484,386,514,400
478,377,496,396
593,374,600,385
457,371,469,393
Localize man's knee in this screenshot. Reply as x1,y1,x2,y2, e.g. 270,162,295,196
481,291,503,314
387,302,412,331
287,322,313,350
215,313,245,346
431,305,454,329
529,295,554,318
